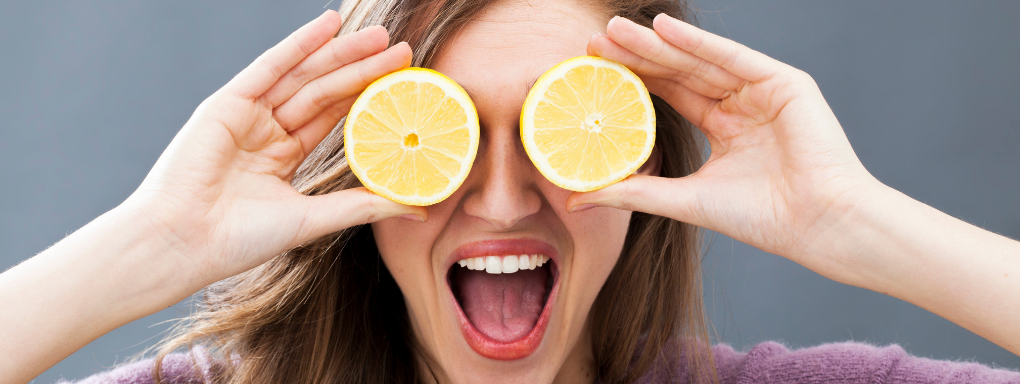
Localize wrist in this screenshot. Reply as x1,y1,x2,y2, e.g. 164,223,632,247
794,177,905,287
108,199,213,306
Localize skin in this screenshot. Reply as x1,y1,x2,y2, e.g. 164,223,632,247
0,1,1018,384
372,1,634,382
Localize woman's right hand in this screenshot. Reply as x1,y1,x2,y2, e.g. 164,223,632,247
1,11,428,382
127,10,426,285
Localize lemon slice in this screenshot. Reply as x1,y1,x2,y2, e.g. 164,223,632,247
345,68,479,206
521,56,656,192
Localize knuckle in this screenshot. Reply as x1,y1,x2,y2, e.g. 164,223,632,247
331,41,351,68
785,68,818,89
289,63,309,85
671,70,693,86
355,63,372,86
692,59,713,78
632,57,651,73
659,81,680,103
360,192,377,222
326,102,348,120
688,32,707,54
646,39,667,62
719,47,741,71
797,69,817,85
255,95,274,110
273,114,294,132
261,57,286,80
361,191,391,223
196,93,221,113
613,180,638,210
291,34,317,56
310,82,338,109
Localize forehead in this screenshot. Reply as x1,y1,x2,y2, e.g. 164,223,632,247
430,0,607,106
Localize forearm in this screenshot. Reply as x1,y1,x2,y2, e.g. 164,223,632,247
830,184,1020,355
0,203,203,384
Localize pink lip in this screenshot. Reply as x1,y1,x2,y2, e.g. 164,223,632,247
445,239,560,360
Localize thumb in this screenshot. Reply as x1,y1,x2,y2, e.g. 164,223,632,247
565,174,703,225
298,187,429,241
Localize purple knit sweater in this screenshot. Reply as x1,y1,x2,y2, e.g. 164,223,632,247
60,342,1020,383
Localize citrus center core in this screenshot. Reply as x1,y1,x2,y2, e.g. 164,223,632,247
584,114,605,133
404,133,419,148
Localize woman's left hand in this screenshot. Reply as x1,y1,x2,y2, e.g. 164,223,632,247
572,15,1020,356
570,14,880,279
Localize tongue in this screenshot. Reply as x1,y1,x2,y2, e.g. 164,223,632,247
454,268,547,342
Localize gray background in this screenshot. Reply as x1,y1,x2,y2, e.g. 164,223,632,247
0,0,1016,382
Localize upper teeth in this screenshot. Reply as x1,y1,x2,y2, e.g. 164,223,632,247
457,255,549,274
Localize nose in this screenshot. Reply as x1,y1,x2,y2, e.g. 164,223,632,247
460,124,543,230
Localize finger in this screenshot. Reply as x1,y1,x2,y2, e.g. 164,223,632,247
605,16,745,93
262,25,390,108
224,10,342,100
290,94,356,156
273,42,412,132
642,76,715,129
566,174,705,227
297,187,429,242
589,32,730,100
651,13,783,83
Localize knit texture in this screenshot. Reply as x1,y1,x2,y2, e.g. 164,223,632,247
57,347,214,384
61,342,1020,383
617,342,1020,384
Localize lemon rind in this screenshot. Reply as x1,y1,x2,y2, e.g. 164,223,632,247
520,56,656,192
345,68,480,206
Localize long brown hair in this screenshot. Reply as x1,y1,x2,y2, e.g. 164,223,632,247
152,0,711,383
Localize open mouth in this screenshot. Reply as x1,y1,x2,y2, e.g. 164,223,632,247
446,239,559,360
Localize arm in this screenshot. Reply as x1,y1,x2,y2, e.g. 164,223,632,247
826,185,1020,354
0,205,196,384
0,10,425,384
571,14,1020,355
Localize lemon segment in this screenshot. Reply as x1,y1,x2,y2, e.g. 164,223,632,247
345,68,479,206
521,56,655,192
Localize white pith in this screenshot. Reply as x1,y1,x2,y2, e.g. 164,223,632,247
456,255,550,274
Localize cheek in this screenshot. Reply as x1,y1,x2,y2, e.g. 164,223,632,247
371,222,440,296
565,207,632,282
543,182,632,292
370,195,461,296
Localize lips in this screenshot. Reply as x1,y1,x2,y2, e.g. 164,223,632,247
446,239,559,360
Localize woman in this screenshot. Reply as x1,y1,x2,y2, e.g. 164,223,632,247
2,0,1018,382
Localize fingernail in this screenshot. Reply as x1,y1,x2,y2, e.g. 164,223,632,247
570,203,596,213
590,31,603,40
399,214,425,222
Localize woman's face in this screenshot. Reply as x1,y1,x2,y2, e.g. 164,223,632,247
372,0,631,381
